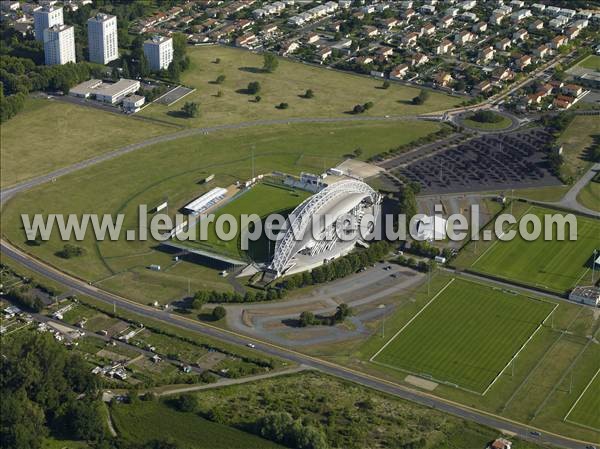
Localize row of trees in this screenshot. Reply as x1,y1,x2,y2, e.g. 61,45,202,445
275,241,392,291
257,412,328,449
190,287,285,306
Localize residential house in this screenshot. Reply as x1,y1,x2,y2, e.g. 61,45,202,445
479,46,495,62
474,80,493,94
529,20,543,31
550,35,567,49
317,47,332,62
439,15,454,28
472,21,487,33
421,4,436,14
515,54,532,70
435,72,453,87
420,23,436,36
513,29,528,41
553,95,575,109
534,45,549,58
280,40,299,55
376,46,394,59
410,53,429,66
492,66,514,81
355,55,373,65
562,84,583,96
436,39,453,55
496,38,511,51
565,26,580,40
363,26,379,38
454,30,473,45
390,63,409,80
402,32,419,47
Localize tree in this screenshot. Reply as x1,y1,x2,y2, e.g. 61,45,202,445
382,80,390,89
334,303,352,322
216,74,226,84
352,104,365,114
363,101,374,110
263,53,279,73
167,61,181,82
277,102,289,109
247,81,261,95
298,311,315,327
182,101,200,118
175,394,198,413
254,95,262,102
56,244,85,259
212,306,226,320
412,89,429,105
304,89,314,98
192,290,208,308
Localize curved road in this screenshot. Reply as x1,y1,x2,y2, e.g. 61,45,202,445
0,240,596,449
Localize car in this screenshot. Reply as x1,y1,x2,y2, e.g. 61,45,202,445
586,446,597,449
530,431,541,437
246,343,256,348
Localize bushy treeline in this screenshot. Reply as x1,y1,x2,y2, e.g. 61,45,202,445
1,55,104,122
256,412,328,449
0,332,104,449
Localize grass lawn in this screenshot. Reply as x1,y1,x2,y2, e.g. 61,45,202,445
139,45,463,127
371,278,555,394
565,368,600,431
1,120,441,304
462,114,512,131
578,55,600,71
557,115,600,180
180,181,309,261
0,98,176,188
577,179,600,212
469,206,600,294
111,400,284,449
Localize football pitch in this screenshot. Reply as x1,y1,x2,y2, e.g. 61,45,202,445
469,206,600,294
371,278,556,394
565,368,600,432
177,181,309,261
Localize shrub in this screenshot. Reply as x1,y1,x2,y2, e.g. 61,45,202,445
215,74,226,84
277,102,289,109
56,244,85,259
212,306,227,320
304,89,314,98
247,81,261,95
182,101,199,118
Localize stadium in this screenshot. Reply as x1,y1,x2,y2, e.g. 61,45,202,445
266,179,382,279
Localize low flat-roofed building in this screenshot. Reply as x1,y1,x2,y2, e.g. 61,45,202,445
569,286,600,307
123,95,146,113
69,79,103,97
69,78,140,104
577,72,600,89
93,78,140,104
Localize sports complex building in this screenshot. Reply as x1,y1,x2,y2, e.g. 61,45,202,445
266,178,381,279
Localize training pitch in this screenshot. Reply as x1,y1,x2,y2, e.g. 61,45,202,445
564,368,600,432
371,278,556,394
469,206,600,294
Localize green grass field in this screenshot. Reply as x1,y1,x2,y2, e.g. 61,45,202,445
469,206,600,294
1,120,442,303
578,55,600,71
111,400,284,449
371,278,555,394
139,45,462,128
556,115,600,180
179,181,309,261
565,368,600,431
0,98,175,188
462,114,512,131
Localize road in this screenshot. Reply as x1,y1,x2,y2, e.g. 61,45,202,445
546,163,600,217
0,114,418,204
1,239,596,449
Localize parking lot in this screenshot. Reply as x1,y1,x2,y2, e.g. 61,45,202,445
395,128,562,194
155,86,195,106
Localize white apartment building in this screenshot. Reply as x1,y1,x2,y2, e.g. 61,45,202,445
88,13,119,65
143,35,173,71
43,24,76,65
34,5,63,41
